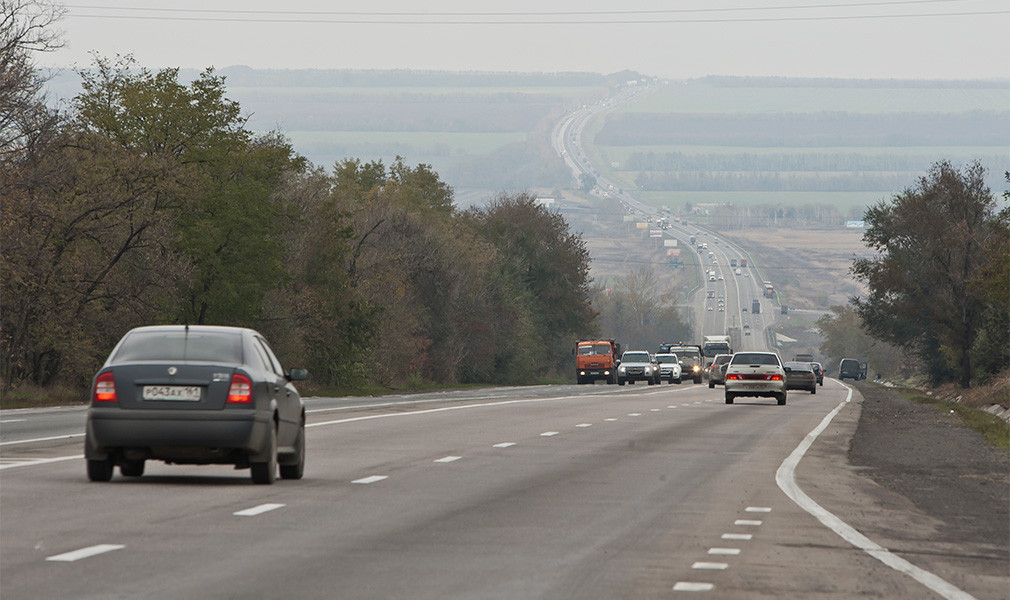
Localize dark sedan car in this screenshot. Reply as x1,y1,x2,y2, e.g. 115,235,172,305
85,325,307,484
810,362,824,386
783,361,817,394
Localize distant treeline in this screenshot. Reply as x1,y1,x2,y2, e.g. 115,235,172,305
626,151,1010,174
238,94,564,132
635,171,920,192
596,112,1010,147
182,66,628,88
696,75,1010,89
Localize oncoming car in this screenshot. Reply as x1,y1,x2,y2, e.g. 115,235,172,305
724,351,787,405
655,353,683,384
85,325,308,484
617,351,659,385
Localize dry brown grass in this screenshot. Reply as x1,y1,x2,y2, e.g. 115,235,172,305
929,371,1010,409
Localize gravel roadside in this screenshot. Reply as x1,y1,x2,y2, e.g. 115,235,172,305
847,381,1009,553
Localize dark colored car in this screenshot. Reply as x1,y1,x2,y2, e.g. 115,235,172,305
810,362,824,386
783,361,817,394
85,325,308,484
839,358,861,380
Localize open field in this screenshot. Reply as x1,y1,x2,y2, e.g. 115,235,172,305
623,80,1010,114
721,227,869,310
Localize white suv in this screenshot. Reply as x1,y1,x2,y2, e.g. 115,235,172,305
724,351,787,405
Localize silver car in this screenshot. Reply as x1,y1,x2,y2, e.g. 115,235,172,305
617,351,659,385
724,351,787,405
85,325,308,484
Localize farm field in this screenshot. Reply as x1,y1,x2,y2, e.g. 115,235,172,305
621,78,1010,114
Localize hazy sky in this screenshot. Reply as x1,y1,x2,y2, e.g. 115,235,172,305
39,1,1010,79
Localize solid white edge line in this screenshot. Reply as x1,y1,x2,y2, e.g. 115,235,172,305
233,503,285,517
775,384,978,600
46,544,125,562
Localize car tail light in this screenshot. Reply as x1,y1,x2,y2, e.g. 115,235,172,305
227,373,253,404
93,371,117,403
768,374,783,381
726,374,739,380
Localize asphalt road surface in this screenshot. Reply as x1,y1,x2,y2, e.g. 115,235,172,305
1,381,1001,599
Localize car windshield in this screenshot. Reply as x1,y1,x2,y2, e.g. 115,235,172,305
622,352,650,362
578,344,612,355
113,330,243,363
733,353,780,365
672,350,700,360
656,355,678,364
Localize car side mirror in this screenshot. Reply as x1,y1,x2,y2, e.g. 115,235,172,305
287,368,308,381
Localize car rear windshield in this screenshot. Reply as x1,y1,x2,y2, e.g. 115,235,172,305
733,353,780,365
784,362,812,371
113,330,243,364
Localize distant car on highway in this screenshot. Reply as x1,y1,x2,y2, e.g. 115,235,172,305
783,362,817,394
724,351,787,405
617,350,659,385
85,325,308,484
655,353,683,384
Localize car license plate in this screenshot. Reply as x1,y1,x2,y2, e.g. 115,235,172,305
142,385,201,401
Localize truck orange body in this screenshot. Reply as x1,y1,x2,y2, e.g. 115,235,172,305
575,339,621,384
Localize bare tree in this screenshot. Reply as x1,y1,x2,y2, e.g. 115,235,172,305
0,0,65,157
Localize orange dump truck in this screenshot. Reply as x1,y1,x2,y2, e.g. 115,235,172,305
575,339,621,384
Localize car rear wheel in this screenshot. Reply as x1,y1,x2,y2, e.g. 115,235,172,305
811,386,817,394
250,423,278,485
709,380,715,389
120,460,145,477
777,393,787,406
280,422,305,480
725,393,735,404
87,458,114,482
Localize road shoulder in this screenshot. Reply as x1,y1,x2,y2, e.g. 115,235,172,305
794,380,1009,600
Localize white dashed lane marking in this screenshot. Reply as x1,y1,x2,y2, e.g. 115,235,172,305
734,519,763,526
673,581,715,592
746,506,772,513
540,431,559,437
692,562,729,570
434,456,461,463
46,544,125,562
722,533,752,541
492,442,516,448
233,503,285,517
352,475,388,484
576,423,592,428
708,547,741,555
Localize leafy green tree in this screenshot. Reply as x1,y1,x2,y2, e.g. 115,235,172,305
463,192,597,375
851,161,1009,387
815,305,911,380
74,57,305,326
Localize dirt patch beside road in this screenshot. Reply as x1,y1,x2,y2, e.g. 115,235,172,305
796,380,1008,599
848,381,1009,552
